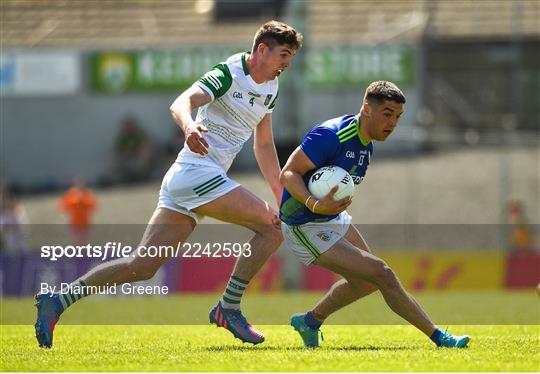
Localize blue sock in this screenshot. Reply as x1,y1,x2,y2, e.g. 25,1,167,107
430,327,443,346
304,311,322,330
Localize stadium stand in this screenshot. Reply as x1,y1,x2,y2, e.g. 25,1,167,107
0,0,259,47
1,0,538,47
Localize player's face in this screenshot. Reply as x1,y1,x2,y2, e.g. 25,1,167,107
369,100,404,141
261,44,296,80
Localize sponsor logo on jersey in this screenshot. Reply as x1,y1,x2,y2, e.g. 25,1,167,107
248,91,261,97
352,176,364,184
346,150,355,158
264,94,273,106
317,231,331,242
233,91,243,99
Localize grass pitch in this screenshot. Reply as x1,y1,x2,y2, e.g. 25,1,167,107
1,292,539,372
2,325,538,372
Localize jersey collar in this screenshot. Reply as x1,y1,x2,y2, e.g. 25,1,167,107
241,52,250,76
355,114,371,145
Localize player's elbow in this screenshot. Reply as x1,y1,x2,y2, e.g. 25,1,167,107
279,169,291,187
169,100,180,119
169,92,189,117
279,169,286,183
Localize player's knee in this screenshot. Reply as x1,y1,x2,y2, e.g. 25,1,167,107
264,226,283,250
371,262,398,289
254,214,283,245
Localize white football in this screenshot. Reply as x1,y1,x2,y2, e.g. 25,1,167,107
308,165,354,201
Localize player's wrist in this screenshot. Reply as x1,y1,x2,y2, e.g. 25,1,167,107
185,119,199,130
304,195,314,209
305,195,319,214
311,200,320,214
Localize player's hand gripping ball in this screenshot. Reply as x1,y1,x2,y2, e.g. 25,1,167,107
308,166,354,201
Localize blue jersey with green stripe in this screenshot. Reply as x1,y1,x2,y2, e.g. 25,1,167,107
279,114,373,225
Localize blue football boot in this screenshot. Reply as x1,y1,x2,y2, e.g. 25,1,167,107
438,329,470,348
34,293,64,348
209,301,265,344
290,312,323,348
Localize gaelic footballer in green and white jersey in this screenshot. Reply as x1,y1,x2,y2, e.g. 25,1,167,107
176,52,278,171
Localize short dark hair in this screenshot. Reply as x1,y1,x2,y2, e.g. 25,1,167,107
364,81,406,106
251,20,303,53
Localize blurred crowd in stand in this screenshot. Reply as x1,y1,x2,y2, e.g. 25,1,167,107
506,198,537,252
108,115,184,185
0,182,29,253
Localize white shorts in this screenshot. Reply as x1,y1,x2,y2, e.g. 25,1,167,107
281,211,352,266
157,162,240,223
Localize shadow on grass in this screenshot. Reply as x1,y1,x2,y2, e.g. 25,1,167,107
204,345,411,352
327,345,412,351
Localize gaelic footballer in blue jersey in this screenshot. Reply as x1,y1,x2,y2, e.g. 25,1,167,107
280,113,373,226
280,81,470,349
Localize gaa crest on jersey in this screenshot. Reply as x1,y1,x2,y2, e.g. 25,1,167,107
264,94,273,106
316,231,331,242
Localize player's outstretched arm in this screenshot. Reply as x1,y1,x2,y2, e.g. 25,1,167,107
170,85,212,155
280,148,350,215
254,114,282,205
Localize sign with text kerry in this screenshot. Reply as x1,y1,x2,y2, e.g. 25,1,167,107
91,49,238,93
91,46,415,93
306,46,415,87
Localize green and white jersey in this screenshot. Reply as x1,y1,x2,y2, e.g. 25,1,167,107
177,52,279,171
